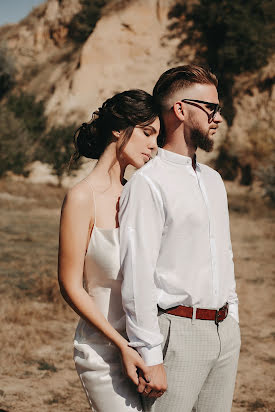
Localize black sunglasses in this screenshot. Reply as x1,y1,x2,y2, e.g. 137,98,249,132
180,99,222,121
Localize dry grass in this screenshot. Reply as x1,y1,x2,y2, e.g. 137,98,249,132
0,178,274,411
225,183,275,412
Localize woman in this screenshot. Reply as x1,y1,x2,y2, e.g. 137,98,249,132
58,89,160,411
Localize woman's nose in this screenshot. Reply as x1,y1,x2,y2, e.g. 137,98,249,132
149,136,158,150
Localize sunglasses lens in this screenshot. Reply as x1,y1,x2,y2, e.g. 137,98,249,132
212,105,221,119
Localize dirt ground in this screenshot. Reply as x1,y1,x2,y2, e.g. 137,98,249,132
0,178,274,412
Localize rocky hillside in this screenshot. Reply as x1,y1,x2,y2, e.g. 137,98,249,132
0,0,274,173
0,0,177,123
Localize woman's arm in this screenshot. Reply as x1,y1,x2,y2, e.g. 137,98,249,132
58,184,149,385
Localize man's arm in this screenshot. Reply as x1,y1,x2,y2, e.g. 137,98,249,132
119,172,165,365
223,181,239,323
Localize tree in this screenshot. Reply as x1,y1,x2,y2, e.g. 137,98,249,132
168,0,274,124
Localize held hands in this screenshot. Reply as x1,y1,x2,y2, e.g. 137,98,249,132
120,344,151,386
138,363,167,398
120,345,167,398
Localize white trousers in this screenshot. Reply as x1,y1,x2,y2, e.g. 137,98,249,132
74,340,142,412
143,313,241,412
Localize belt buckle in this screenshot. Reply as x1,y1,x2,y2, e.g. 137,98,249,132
224,303,229,317
215,303,228,325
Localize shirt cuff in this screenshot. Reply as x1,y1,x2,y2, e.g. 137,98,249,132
137,344,163,366
228,303,239,323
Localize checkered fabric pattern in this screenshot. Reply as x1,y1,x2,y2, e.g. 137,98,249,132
142,313,240,412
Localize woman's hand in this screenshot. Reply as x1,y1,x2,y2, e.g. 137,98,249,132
137,363,167,398
120,344,150,386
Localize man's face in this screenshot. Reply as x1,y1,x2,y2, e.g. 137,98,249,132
181,83,223,152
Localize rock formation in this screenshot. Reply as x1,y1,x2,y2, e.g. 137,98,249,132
0,0,274,172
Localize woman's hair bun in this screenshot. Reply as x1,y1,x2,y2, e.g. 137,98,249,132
72,89,158,162
73,114,107,160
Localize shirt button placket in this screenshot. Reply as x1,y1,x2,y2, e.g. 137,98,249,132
197,173,219,301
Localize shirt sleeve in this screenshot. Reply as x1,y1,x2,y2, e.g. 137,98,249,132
227,237,239,323
119,172,165,366
223,182,239,323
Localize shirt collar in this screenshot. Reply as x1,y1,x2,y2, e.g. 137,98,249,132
157,148,196,166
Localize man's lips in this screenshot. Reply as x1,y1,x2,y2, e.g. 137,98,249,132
210,126,218,133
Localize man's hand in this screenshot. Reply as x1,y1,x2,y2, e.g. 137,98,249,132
138,363,167,398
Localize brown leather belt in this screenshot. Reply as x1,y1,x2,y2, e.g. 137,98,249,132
163,303,229,325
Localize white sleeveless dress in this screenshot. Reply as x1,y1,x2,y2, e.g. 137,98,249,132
73,186,142,412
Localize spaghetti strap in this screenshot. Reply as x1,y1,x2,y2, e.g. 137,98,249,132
83,179,97,225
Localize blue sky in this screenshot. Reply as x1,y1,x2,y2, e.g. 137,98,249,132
0,0,45,26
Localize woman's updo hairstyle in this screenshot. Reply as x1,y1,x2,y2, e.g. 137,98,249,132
72,89,158,161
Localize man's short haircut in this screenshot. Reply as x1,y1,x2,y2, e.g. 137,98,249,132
153,64,218,110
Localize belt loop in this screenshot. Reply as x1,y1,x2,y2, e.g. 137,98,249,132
191,306,197,325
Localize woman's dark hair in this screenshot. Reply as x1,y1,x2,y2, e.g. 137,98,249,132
72,89,158,161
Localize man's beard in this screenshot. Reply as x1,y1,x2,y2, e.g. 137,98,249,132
190,126,214,152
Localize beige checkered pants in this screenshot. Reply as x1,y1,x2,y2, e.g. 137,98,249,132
142,312,241,412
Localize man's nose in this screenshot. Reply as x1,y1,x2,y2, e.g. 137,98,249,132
214,111,223,123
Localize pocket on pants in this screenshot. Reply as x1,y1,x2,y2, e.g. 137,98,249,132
228,314,241,334
228,314,239,325
158,313,172,362
227,314,241,347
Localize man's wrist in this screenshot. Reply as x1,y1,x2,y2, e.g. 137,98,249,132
137,344,163,366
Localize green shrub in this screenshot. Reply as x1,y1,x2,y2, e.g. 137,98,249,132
168,0,274,124
0,46,16,99
0,93,47,177
2,94,77,183
38,125,78,186
215,146,239,181
0,107,32,177
68,0,109,43
257,156,275,205
37,359,57,372
7,93,46,140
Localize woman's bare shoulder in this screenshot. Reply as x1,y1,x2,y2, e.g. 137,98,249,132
62,179,93,213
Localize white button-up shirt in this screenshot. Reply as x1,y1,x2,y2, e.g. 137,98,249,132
119,148,239,366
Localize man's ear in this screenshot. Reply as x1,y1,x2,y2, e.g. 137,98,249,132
112,130,121,139
173,102,184,121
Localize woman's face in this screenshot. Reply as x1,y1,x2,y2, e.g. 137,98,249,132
120,117,160,169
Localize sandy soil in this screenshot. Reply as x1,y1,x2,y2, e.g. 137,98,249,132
0,178,274,412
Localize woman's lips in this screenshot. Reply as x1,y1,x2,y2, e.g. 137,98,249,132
142,153,151,161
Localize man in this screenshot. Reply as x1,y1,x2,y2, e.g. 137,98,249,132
119,65,241,412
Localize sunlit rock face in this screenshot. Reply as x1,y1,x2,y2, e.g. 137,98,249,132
45,0,178,125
